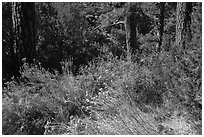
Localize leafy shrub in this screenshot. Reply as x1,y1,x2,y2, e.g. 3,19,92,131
2,63,90,135
2,51,201,135
43,55,159,134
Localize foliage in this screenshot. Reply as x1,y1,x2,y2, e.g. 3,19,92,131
2,50,201,134
3,62,90,134
2,2,202,135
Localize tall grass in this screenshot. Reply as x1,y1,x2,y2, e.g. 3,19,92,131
2,51,201,135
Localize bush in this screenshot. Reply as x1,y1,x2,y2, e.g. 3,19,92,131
2,63,90,135
2,51,201,135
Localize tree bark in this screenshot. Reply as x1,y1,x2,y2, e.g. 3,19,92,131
175,2,186,53
184,2,192,42
175,2,192,53
124,10,130,60
11,2,36,78
21,2,36,64
125,3,139,61
12,2,21,78
158,2,165,53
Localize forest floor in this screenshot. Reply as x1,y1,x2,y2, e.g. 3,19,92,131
2,53,202,135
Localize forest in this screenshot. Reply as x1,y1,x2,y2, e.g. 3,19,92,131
2,2,202,135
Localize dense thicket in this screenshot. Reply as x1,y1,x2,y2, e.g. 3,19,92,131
2,2,202,135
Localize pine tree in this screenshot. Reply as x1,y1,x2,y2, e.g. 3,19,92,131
21,2,36,64
125,3,140,61
11,2,36,78
175,2,192,53
158,2,165,52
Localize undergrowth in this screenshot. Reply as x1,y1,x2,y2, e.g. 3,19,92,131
2,52,201,135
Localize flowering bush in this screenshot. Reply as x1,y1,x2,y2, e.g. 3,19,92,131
2,51,201,135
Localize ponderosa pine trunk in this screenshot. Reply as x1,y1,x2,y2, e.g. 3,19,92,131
125,3,139,61
12,2,21,78
11,2,36,78
175,2,192,53
158,2,165,53
21,2,36,64
184,2,192,43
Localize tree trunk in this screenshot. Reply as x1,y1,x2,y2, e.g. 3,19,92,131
175,2,185,53
11,2,21,78
125,3,139,61
124,12,130,60
21,2,36,64
175,2,192,53
11,2,36,78
184,2,192,43
158,2,165,53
